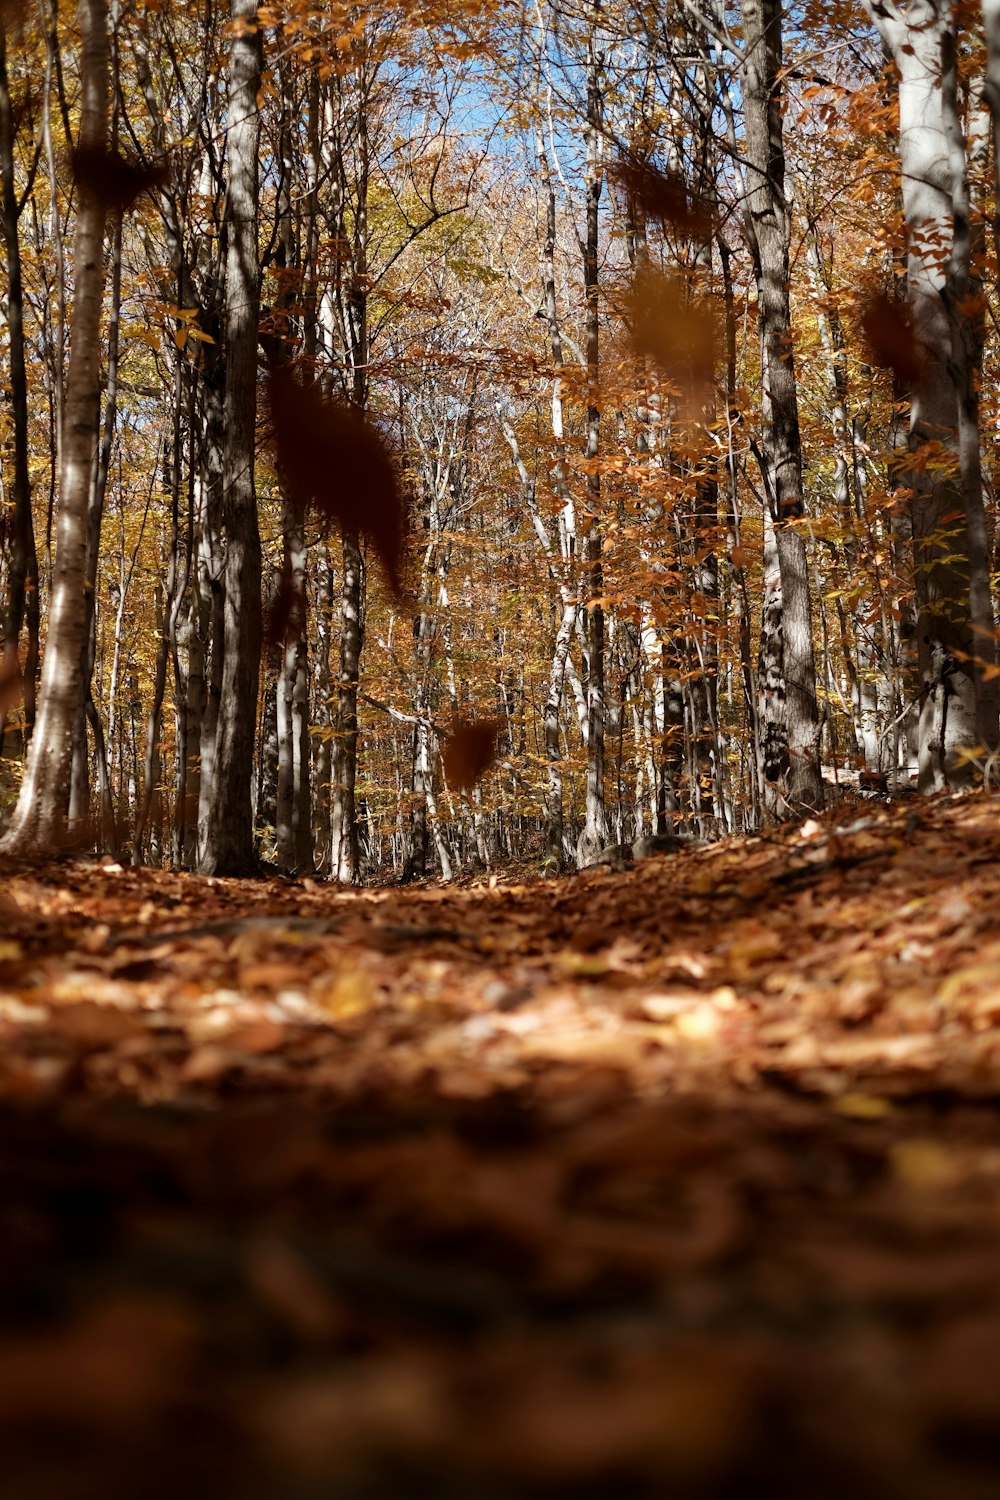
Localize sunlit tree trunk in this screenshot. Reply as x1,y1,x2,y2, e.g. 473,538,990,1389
312,549,334,872
136,366,183,864
578,6,608,864
742,0,824,814
528,29,582,871
0,0,108,857
270,61,313,877
864,0,998,785
193,344,226,853
71,181,122,854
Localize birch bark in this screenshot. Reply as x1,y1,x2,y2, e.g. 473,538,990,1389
741,0,824,813
0,0,108,855
863,0,998,783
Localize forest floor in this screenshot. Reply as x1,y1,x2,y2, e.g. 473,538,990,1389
3,793,1000,1498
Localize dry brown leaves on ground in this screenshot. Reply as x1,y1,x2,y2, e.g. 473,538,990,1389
3,792,1000,1498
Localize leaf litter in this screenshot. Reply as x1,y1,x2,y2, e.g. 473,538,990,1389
4,792,1000,1496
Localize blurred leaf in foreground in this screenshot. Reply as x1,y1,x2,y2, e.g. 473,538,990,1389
442,717,501,792
0,655,23,717
627,269,716,420
266,361,406,598
70,147,169,213
860,292,923,385
612,157,714,240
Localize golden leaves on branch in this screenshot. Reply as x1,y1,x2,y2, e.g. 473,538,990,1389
859,292,923,386
265,360,407,599
69,148,169,214
442,717,501,793
626,269,716,423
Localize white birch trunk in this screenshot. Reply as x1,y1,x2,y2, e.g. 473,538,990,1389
0,0,108,855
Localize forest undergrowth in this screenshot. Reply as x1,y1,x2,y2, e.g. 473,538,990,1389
4,792,1000,1498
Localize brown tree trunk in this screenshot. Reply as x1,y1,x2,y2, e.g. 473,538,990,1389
328,72,371,884
0,23,39,751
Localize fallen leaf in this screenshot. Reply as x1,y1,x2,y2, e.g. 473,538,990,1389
674,1003,721,1043
832,1091,894,1120
890,1138,962,1190
47,999,147,1047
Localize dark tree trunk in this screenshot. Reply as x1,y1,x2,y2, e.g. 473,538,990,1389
0,23,39,752
199,0,263,875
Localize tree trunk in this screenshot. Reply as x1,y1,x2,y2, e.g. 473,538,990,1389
329,531,363,881
741,0,824,814
865,0,998,784
578,9,607,864
275,504,312,874
328,70,371,884
0,0,108,856
199,0,263,875
0,22,39,751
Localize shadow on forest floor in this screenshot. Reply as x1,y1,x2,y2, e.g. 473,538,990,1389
3,791,1000,1498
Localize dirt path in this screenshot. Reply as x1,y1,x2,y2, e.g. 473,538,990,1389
3,792,1000,1498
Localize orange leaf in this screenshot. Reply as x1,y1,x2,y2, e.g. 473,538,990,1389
266,361,407,598
612,157,714,240
0,0,29,36
0,654,24,717
442,717,501,792
627,269,715,416
860,293,922,385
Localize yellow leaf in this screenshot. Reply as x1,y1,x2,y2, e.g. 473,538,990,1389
627,268,716,419
674,1003,721,1043
890,1139,960,1190
833,1091,893,1120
